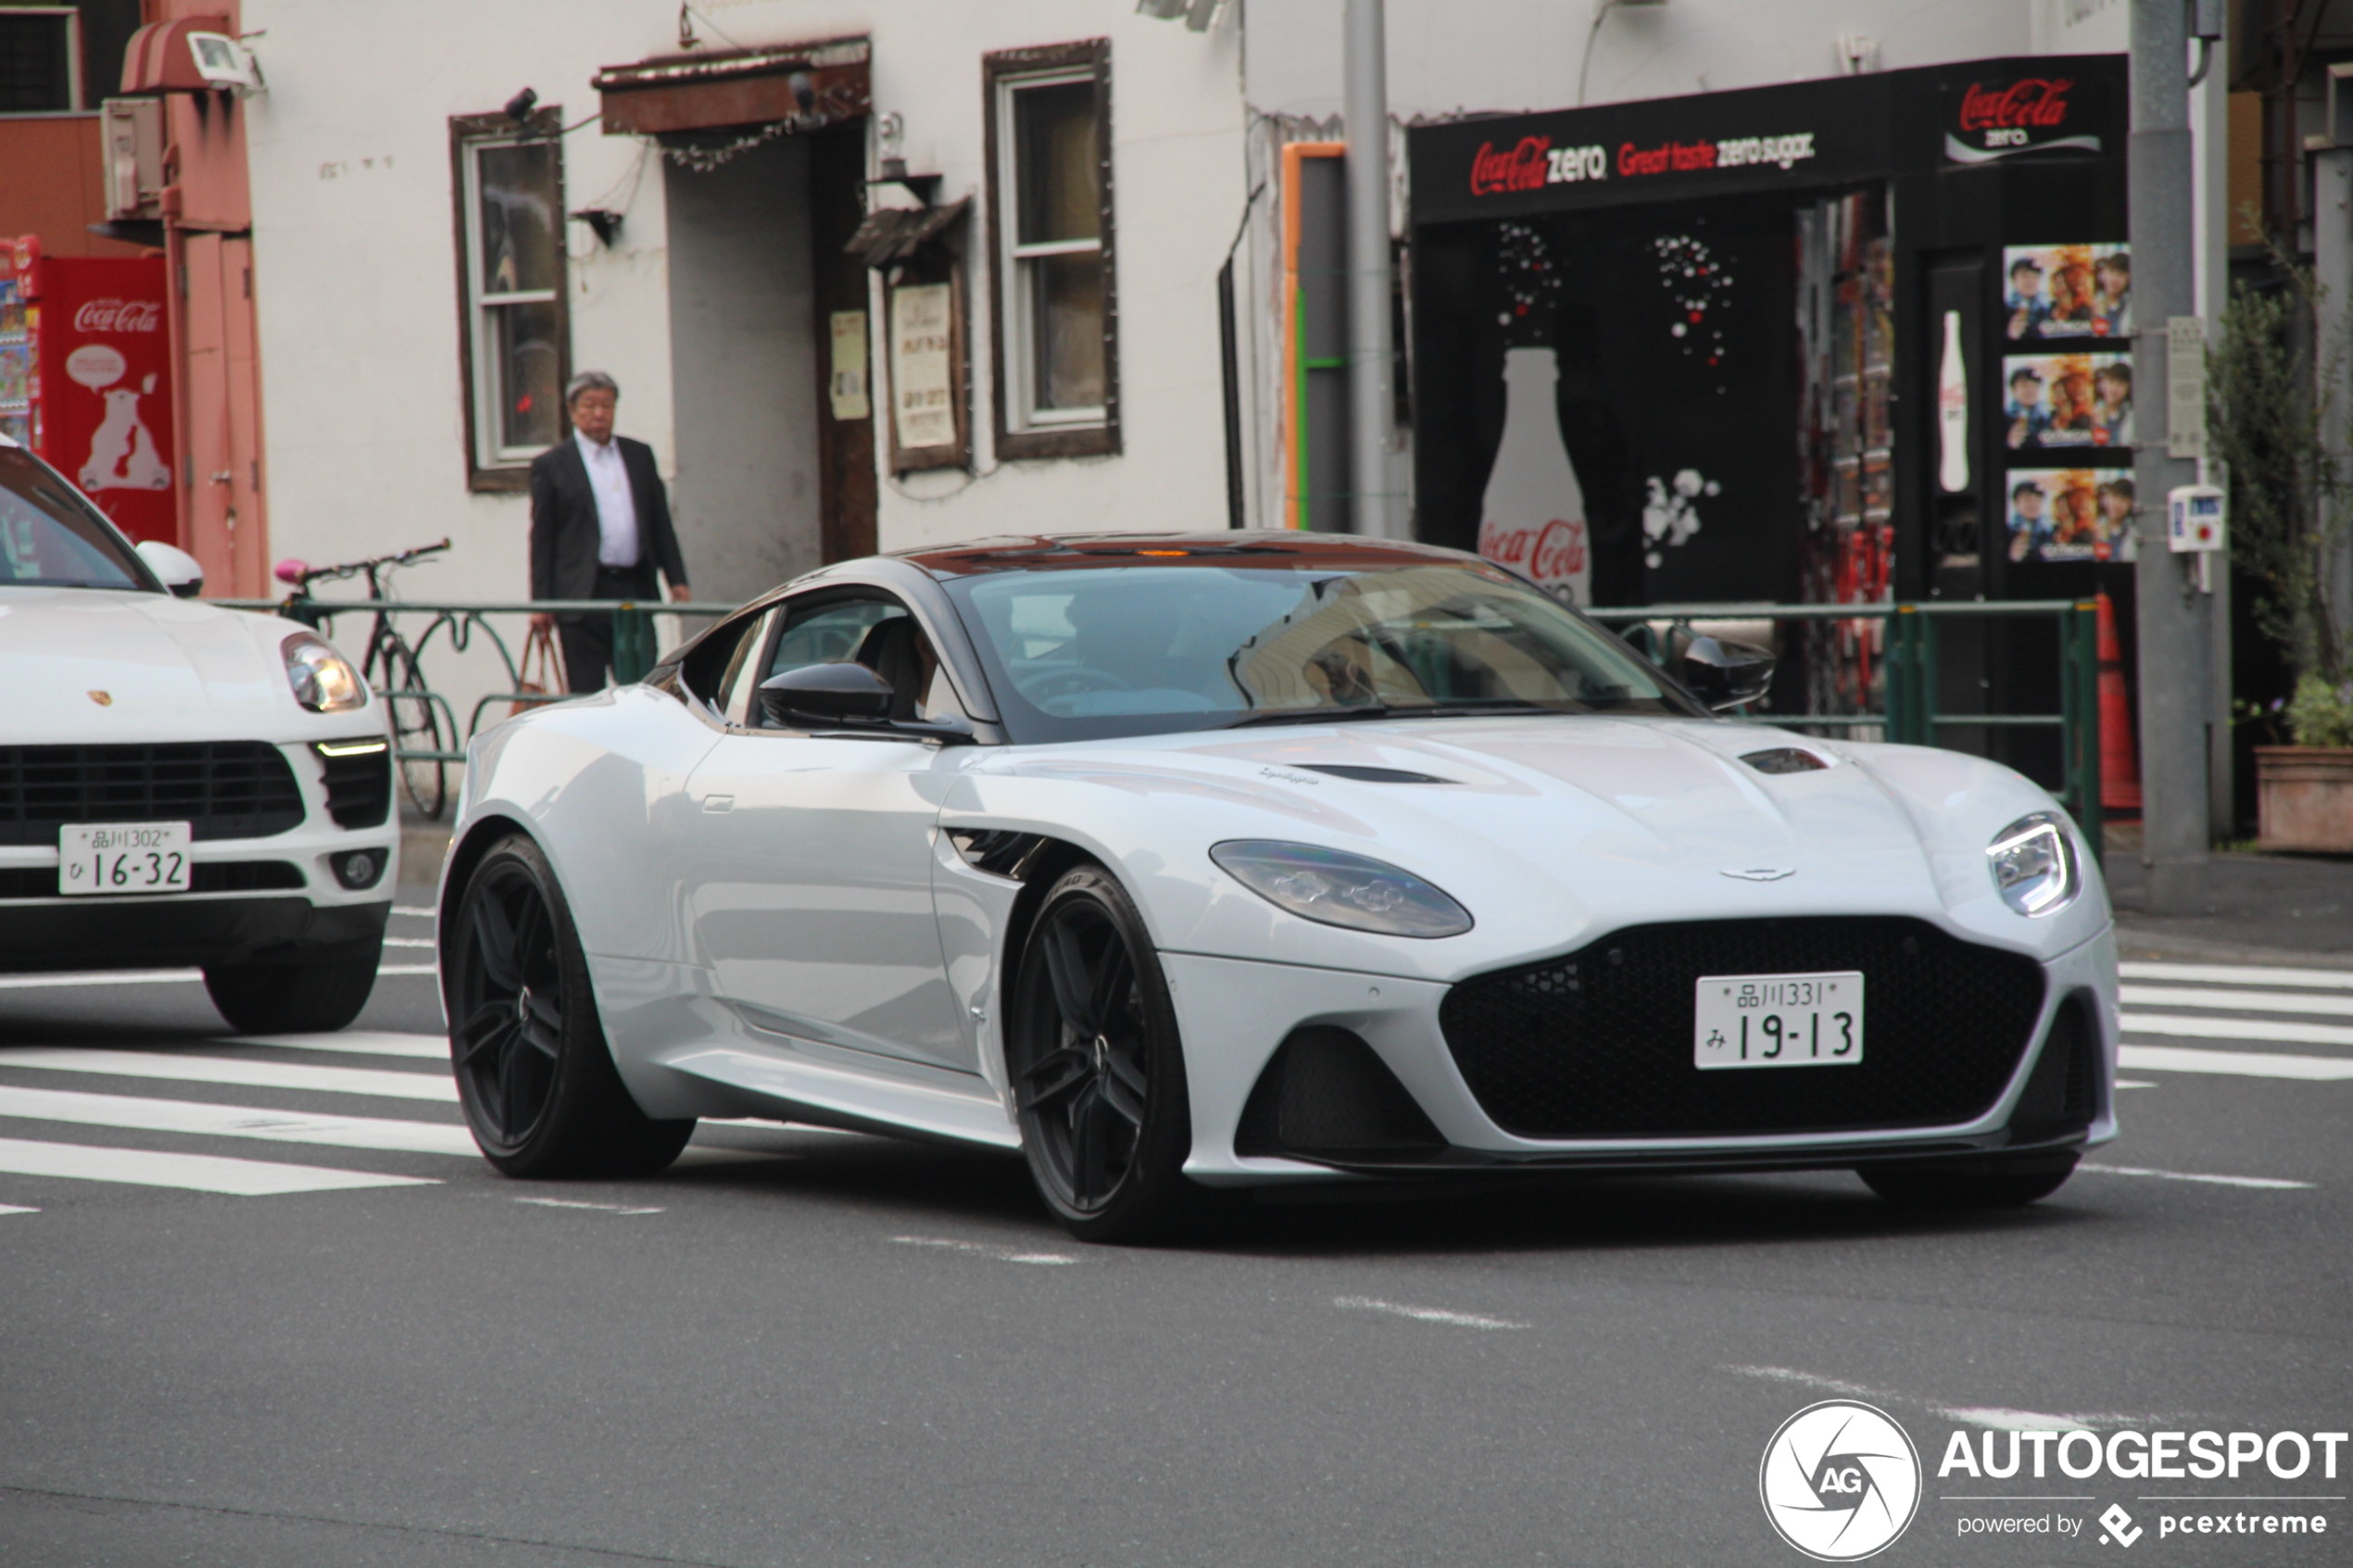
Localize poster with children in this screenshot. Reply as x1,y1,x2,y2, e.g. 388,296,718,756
2003,352,2133,451
2006,469,2139,563
2003,245,2131,341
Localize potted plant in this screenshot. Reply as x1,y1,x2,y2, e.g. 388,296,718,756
2206,263,2353,850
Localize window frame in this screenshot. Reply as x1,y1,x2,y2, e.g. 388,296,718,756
983,39,1118,461
0,6,82,116
448,107,569,493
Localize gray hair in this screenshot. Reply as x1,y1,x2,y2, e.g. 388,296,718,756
565,370,619,405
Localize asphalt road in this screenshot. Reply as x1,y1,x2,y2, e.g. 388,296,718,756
0,893,2347,1567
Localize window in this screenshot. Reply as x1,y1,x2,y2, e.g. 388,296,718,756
985,40,1116,458
450,108,567,490
0,7,79,113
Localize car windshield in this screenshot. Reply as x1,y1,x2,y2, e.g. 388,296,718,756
0,447,153,591
944,560,1696,743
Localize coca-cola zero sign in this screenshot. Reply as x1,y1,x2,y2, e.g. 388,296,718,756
1945,75,2104,164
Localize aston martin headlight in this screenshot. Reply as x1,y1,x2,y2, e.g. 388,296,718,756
282,632,367,713
1210,840,1473,938
1986,811,2080,917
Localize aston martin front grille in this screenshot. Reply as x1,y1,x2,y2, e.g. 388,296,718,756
0,743,306,845
1438,917,2046,1138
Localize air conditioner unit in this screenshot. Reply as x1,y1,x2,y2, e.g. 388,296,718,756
101,98,166,222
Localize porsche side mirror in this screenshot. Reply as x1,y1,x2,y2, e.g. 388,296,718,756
759,662,894,727
1680,634,1775,711
135,540,206,598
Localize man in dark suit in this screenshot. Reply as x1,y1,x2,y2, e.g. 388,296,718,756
527,370,691,692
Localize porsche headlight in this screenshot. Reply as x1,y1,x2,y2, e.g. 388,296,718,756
282,632,367,713
1987,811,2080,917
1210,840,1473,938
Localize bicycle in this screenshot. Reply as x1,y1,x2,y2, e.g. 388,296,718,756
274,539,457,820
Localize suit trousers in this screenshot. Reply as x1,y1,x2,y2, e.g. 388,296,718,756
557,565,657,692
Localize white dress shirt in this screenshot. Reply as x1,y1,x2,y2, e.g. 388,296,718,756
574,430,640,570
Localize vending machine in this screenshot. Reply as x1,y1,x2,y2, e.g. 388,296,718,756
0,235,178,546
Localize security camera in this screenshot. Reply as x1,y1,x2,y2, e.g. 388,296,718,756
504,86,539,124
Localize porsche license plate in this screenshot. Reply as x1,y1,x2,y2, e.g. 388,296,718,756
58,822,194,897
1693,971,1863,1070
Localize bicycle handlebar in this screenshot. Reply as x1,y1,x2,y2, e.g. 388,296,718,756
277,538,452,591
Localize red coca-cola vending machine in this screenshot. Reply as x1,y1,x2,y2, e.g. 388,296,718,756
0,235,178,546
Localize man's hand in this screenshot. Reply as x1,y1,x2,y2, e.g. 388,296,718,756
669,584,692,604
529,611,555,633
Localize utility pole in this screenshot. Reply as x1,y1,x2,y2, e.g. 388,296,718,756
2131,0,2211,913
1343,0,1400,536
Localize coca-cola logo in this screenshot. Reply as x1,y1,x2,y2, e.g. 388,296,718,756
1479,516,1588,590
1470,136,1551,196
1957,79,2072,133
74,298,162,333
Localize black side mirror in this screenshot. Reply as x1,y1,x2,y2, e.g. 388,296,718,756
1680,634,1775,712
759,662,894,728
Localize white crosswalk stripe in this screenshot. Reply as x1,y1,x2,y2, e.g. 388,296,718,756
2117,960,2353,1081
0,1135,436,1195
0,1047,458,1100
0,1085,480,1155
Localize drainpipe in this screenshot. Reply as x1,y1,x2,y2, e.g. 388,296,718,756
1343,0,1400,537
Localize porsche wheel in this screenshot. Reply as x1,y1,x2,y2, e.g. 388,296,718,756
204,935,381,1035
443,834,693,1178
1007,864,1199,1243
1858,1151,2078,1209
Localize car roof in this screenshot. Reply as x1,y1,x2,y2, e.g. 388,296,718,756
893,529,1478,578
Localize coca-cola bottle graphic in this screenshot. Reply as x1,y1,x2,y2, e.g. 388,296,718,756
1478,223,1590,604
1478,346,1591,604
1937,309,1969,493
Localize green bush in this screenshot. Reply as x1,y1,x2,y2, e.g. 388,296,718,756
2286,673,2353,748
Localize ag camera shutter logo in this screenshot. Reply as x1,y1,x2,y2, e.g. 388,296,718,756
1759,1400,1922,1560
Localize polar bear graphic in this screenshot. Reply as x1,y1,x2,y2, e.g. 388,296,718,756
81,374,170,492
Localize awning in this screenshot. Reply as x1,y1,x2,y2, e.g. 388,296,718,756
592,35,870,136
844,198,969,268
120,16,233,94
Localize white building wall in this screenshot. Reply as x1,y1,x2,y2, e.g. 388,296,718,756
239,0,1247,613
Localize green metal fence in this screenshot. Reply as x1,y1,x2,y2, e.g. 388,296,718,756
222,595,2102,856
1586,598,2102,860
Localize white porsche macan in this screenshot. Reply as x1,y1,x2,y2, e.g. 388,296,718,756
1,436,397,1031
438,532,2117,1241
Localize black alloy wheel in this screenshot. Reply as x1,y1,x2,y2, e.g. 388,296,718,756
1008,864,1200,1242
443,834,694,1177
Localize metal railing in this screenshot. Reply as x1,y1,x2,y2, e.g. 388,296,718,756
1587,599,2102,860
220,595,2103,857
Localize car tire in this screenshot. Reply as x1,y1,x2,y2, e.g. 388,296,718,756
203,935,381,1034
1858,1151,2079,1209
442,833,694,1178
1007,863,1202,1244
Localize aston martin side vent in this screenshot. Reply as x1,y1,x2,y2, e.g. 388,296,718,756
1236,1027,1447,1160
1292,764,1453,784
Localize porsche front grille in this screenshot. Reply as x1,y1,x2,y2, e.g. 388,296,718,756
0,743,306,846
1438,917,2046,1138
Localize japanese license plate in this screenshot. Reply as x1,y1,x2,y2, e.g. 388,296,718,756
58,822,194,897
1693,971,1864,1070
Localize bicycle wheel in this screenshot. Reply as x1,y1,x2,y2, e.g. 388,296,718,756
379,635,448,821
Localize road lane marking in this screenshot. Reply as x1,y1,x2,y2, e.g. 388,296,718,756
889,1235,1079,1265
384,937,436,948
1724,1368,2143,1429
2119,1045,2353,1080
2081,1163,2312,1190
0,1048,459,1101
0,1085,472,1154
375,964,438,976
2121,1013,2353,1047
2116,1079,2157,1088
1333,1296,1528,1331
516,1197,663,1215
0,1135,435,1195
2120,961,2353,989
0,1205,36,1216
219,1032,448,1060
392,906,436,919
2120,985,2353,1018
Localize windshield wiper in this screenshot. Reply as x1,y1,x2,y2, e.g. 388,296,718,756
1225,699,1574,728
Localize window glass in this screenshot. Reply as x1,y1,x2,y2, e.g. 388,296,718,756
1030,253,1106,411
477,142,561,295
489,298,561,450
766,599,906,680
946,562,1687,743
0,447,151,590
678,607,767,714
753,596,946,728
1013,82,1098,245
0,14,74,113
